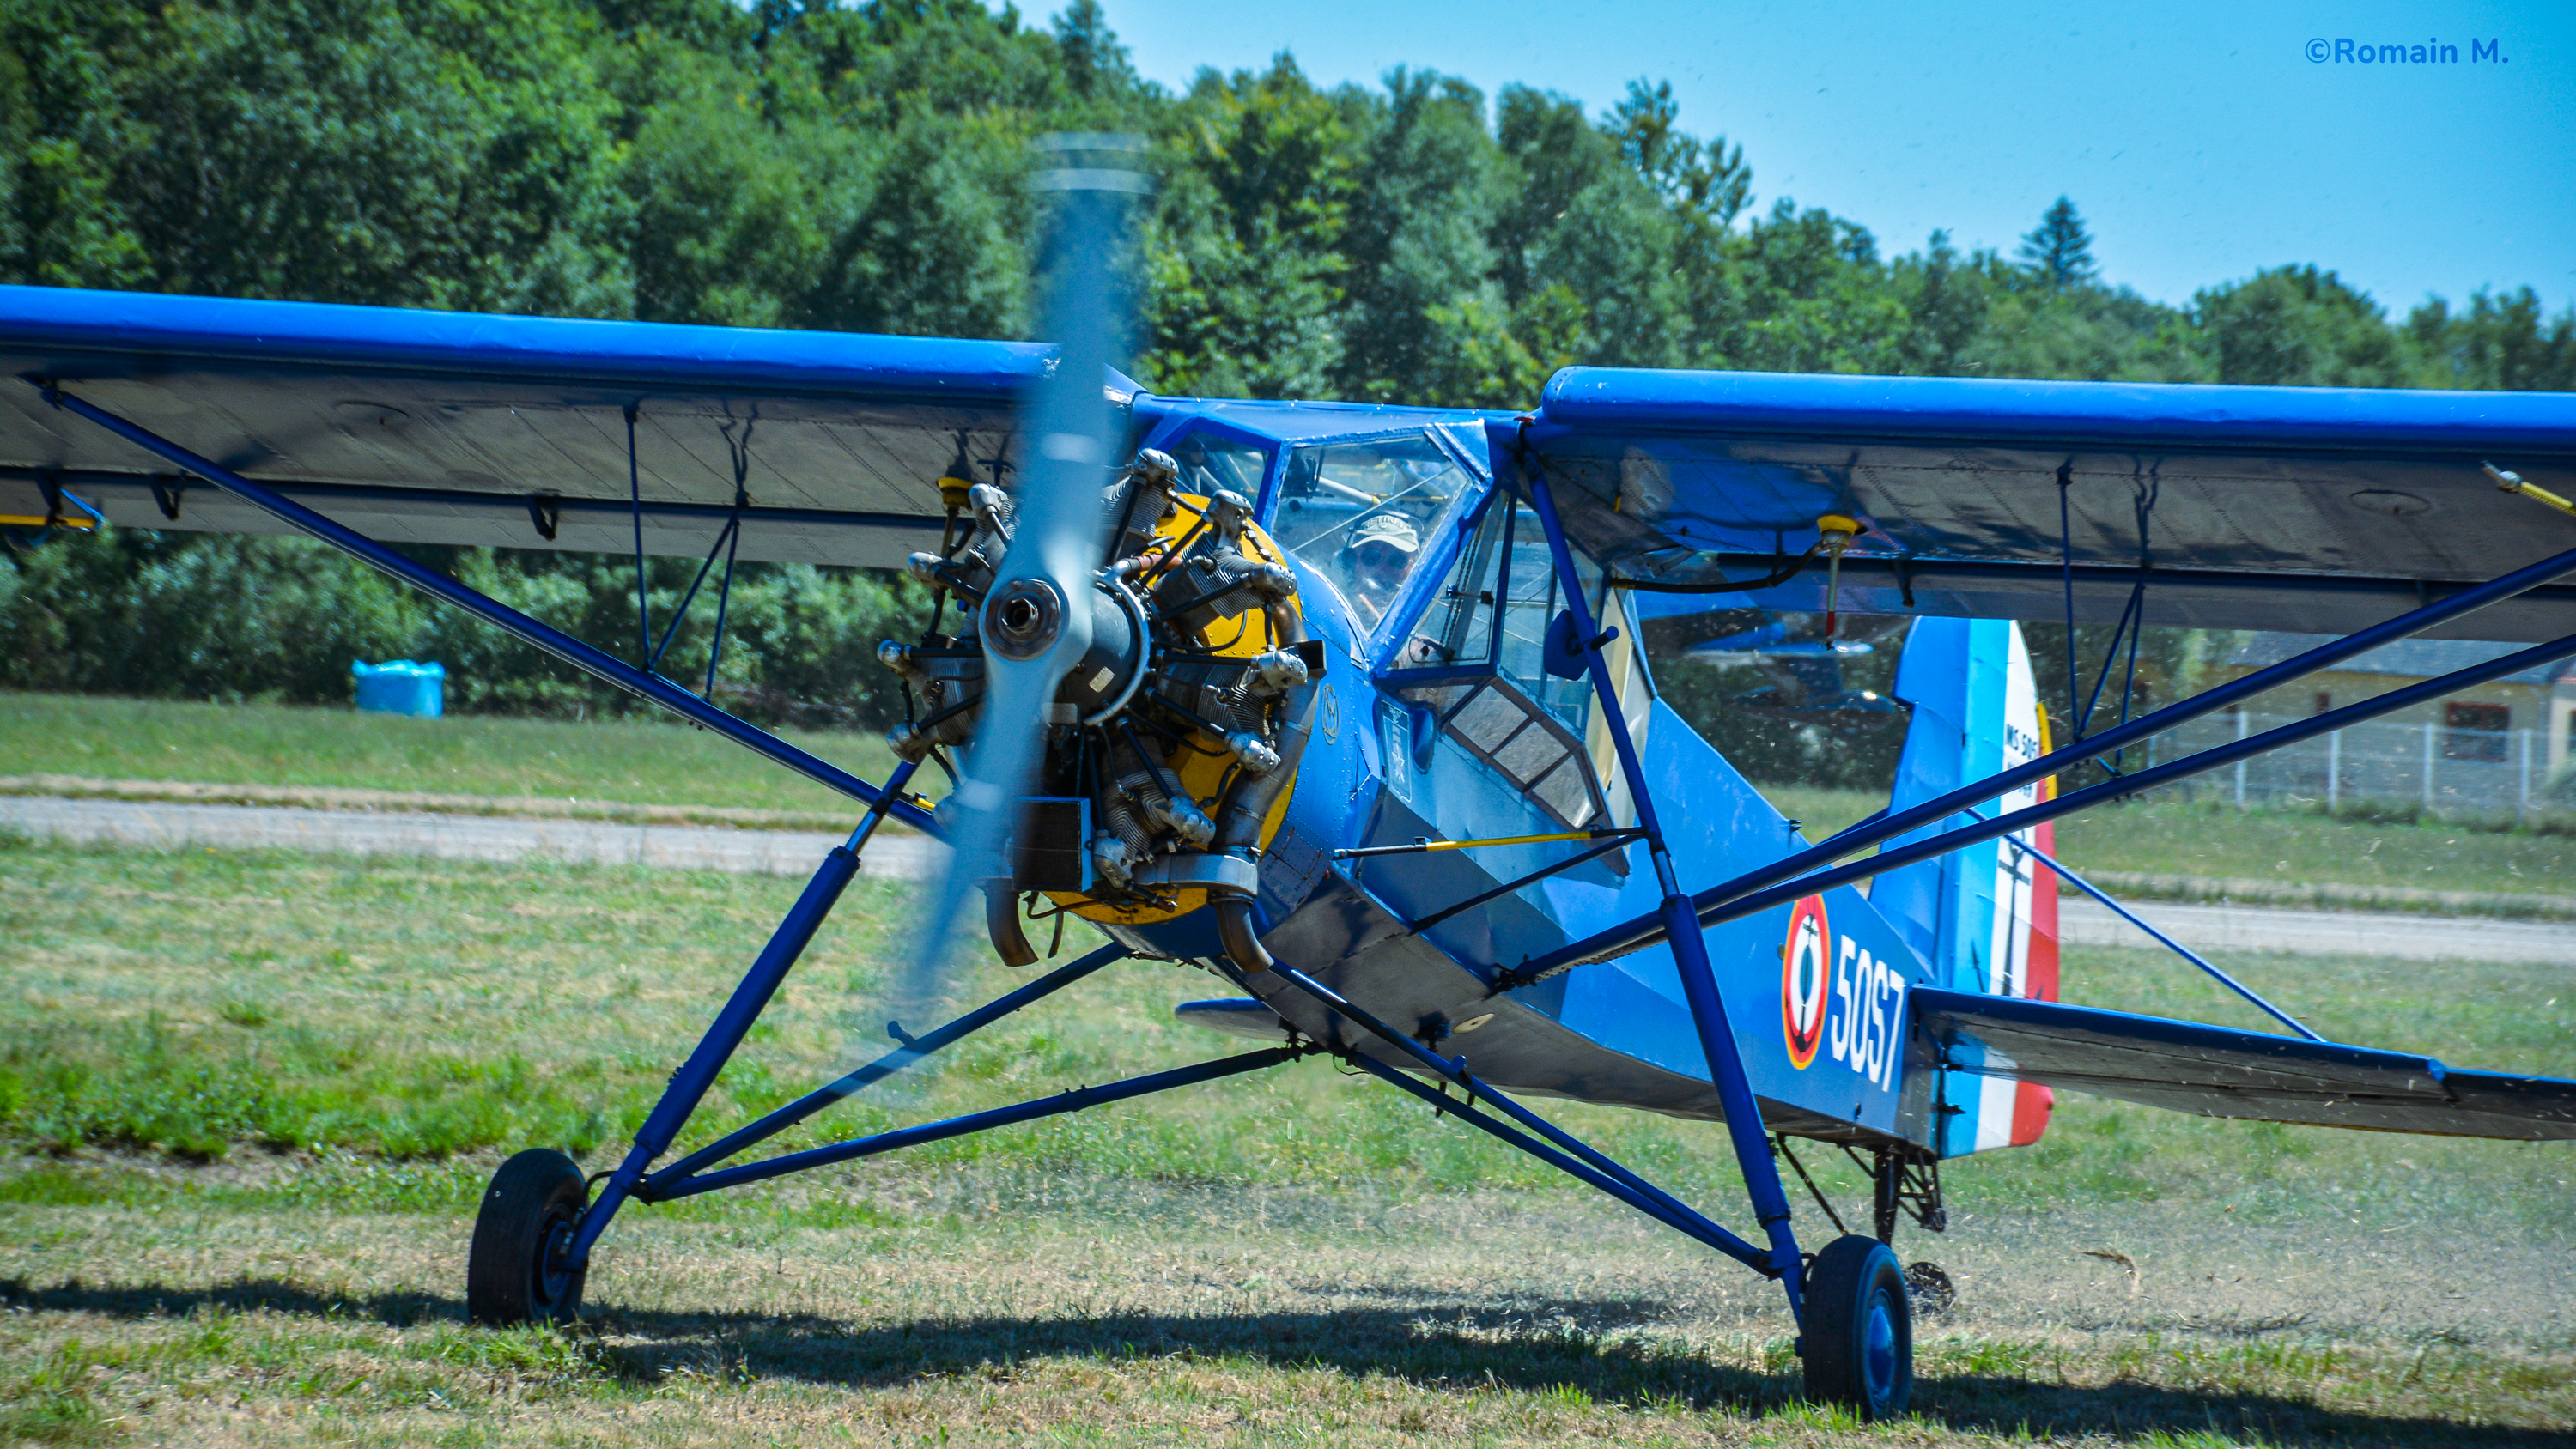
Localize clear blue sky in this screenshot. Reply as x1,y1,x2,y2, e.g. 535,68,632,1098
1092,0,2576,318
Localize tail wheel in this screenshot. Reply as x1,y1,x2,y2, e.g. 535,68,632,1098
1801,1234,1912,1418
467,1149,590,1327
1904,1260,1957,1317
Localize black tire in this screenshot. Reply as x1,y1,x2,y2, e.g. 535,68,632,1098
1802,1234,1912,1419
467,1149,590,1327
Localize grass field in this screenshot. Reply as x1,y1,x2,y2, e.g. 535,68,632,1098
10,691,2573,906
3,836,2571,1445
1726,783,2573,907
0,692,898,820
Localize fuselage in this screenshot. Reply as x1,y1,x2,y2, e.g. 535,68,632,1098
1108,397,1947,1150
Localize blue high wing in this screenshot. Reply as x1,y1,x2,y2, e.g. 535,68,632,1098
1492,367,2576,642
0,285,1140,567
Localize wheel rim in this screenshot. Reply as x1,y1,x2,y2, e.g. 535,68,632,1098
1861,1288,1898,1403
533,1207,579,1311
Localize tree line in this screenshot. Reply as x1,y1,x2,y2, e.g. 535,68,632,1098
4,0,2572,735
9,0,2569,395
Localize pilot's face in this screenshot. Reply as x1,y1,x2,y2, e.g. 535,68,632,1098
1354,541,1411,594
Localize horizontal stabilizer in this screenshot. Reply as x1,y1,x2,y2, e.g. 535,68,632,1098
1913,988,2576,1140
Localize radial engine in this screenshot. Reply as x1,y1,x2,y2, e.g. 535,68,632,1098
878,449,1325,962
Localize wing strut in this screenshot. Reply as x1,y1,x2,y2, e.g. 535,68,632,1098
27,379,936,834
1515,434,1814,1325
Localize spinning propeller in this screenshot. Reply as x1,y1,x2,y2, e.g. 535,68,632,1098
872,137,1147,1070
863,134,1324,1086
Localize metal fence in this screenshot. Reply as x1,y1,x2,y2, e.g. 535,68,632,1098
2118,712,2568,816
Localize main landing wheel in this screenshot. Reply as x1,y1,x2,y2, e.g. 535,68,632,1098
467,1149,590,1327
1802,1234,1912,1419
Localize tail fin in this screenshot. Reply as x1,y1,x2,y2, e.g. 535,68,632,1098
1873,618,2058,1155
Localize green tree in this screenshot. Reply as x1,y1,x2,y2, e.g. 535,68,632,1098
1489,86,1685,372
2195,264,2407,387
10,0,630,313
9,2,2576,728
2404,287,2576,391
0,529,423,702
1961,268,2210,384
1711,199,1906,374
1605,78,1750,233
2,0,155,289
1327,69,1511,405
1139,56,1356,398
1889,231,1991,375
2018,195,2096,289
1051,0,1137,101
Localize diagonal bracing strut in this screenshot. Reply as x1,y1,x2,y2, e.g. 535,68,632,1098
30,380,933,832
1511,627,2576,982
1504,535,2576,984
1513,442,1813,1322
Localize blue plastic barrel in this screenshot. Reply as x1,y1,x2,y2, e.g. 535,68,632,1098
352,659,446,718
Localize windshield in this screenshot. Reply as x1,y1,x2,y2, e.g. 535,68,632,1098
1267,432,1472,634
1161,428,1272,501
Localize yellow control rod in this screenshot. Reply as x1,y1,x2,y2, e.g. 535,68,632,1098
2488,462,2576,519
1334,828,1643,860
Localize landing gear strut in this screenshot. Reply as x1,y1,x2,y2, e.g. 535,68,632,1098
1874,1143,1954,1319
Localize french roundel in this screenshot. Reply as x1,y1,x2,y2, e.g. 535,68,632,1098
1781,894,1830,1070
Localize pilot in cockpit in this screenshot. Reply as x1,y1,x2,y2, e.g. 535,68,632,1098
1339,512,1419,627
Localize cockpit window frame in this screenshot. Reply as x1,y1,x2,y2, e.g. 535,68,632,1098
1370,472,1655,838
1260,425,1492,670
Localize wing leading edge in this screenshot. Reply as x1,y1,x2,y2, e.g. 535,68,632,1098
1913,987,2576,1141
1494,368,2576,642
0,285,1141,570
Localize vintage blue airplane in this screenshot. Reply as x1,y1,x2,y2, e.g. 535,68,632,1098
5,162,2575,1419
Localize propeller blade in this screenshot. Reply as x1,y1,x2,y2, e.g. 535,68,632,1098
873,136,1147,1076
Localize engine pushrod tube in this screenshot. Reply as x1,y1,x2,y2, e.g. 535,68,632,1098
1265,966,1769,1272
1982,813,2323,1041
646,942,1129,1188
646,1048,1300,1201
33,382,936,834
1347,1055,1769,1270
1614,631,2576,947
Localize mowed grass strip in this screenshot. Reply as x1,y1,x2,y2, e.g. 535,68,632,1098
2,838,2573,1443
3,834,2571,1217
1764,785,2576,906
11,690,2573,901
0,690,900,817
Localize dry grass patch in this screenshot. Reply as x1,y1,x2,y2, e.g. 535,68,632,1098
3,838,2573,1444
3,1185,2571,1446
